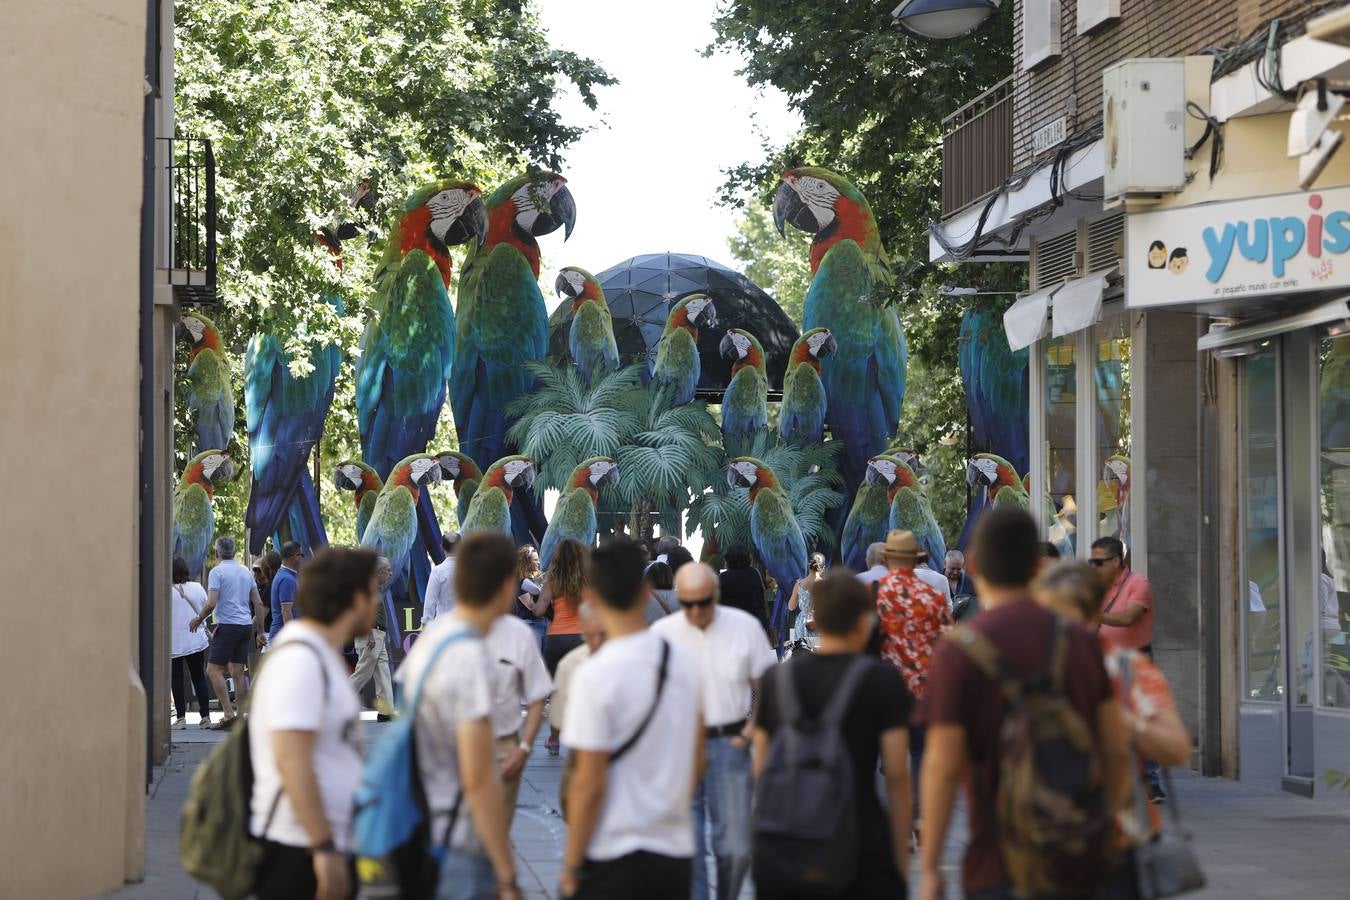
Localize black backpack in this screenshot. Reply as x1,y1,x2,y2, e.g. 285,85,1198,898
751,656,870,897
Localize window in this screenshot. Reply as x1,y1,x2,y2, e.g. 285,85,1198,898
1319,334,1350,707
1077,0,1120,35
1093,313,1131,549
1045,336,1077,555
1244,351,1282,701
1022,0,1062,71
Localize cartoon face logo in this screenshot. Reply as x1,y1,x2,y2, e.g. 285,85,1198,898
1168,247,1189,275
1147,240,1167,269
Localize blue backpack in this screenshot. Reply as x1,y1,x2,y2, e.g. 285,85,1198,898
354,630,472,897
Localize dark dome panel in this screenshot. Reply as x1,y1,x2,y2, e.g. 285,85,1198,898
546,252,800,395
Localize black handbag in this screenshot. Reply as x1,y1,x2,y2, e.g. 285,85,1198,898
1120,655,1207,900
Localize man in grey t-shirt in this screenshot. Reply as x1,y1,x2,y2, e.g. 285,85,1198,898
190,536,265,727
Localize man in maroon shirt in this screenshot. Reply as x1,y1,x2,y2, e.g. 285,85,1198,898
916,509,1130,900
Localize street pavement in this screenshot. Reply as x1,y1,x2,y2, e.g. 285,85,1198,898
107,713,1350,899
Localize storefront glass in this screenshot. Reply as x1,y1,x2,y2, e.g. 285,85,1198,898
1045,336,1077,555
1319,334,1350,707
1093,313,1131,549
1244,351,1282,701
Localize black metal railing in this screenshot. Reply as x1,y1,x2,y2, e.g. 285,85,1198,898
159,136,216,303
941,77,1014,218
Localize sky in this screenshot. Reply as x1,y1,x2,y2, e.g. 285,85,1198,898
531,0,802,310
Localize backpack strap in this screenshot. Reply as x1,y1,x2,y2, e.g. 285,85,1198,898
256,638,333,841
821,657,871,729
950,625,1020,701
611,638,671,763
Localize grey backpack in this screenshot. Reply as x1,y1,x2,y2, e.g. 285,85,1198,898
751,656,869,897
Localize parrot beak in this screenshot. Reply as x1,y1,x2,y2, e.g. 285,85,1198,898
865,464,886,487
443,196,488,249
718,332,741,361
332,468,351,490
819,332,839,358
966,460,995,487
437,455,462,481
555,272,578,300
700,302,719,331
602,464,620,487
531,183,576,240
518,461,537,492
772,181,814,237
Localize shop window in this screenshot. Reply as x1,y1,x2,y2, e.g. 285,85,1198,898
1319,334,1350,707
1244,352,1282,701
1045,336,1077,555
1093,314,1131,550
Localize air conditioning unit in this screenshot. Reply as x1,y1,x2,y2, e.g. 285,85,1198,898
1102,58,1187,205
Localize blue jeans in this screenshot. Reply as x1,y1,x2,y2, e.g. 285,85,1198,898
436,847,496,900
692,735,752,900
526,616,549,655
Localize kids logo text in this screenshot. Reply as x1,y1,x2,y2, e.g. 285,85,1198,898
1202,194,1350,282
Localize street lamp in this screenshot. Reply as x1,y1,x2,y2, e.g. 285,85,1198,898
891,0,1001,40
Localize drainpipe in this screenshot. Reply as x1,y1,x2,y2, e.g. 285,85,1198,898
138,0,159,784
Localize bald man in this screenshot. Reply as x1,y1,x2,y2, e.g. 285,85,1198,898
653,563,778,900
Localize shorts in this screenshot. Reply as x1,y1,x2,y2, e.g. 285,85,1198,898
209,623,254,666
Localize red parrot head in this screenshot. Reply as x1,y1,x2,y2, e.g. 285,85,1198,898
185,449,234,497
967,453,1019,496
180,313,221,360
488,172,576,241
572,457,619,501
668,294,718,337
405,179,488,254
773,167,884,275
727,457,779,502
485,455,537,499
389,454,444,502
434,451,483,492
555,266,604,313
719,328,766,374
865,455,917,500
333,460,382,503
792,327,838,370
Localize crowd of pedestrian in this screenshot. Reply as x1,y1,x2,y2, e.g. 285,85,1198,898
176,502,1189,900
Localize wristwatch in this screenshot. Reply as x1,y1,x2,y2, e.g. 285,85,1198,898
518,740,534,755
312,838,337,854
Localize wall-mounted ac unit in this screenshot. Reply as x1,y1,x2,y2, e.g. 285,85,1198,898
1102,58,1187,205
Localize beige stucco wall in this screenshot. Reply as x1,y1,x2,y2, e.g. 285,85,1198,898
0,1,148,897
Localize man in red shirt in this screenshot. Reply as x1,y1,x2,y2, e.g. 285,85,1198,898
875,529,952,821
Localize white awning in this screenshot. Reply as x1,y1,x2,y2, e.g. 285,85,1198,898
1051,271,1110,337
1003,287,1055,351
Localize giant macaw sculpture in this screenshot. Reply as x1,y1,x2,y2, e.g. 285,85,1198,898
556,266,619,384
333,460,383,544
841,455,897,571
454,172,575,545
779,328,837,446
243,307,340,555
460,456,538,537
967,452,1031,512
773,167,908,527
868,455,945,571
434,450,484,528
719,329,768,457
539,458,619,570
359,453,444,647
651,294,718,406
181,313,235,454
356,178,487,600
959,306,1029,477
729,457,807,632
173,449,235,580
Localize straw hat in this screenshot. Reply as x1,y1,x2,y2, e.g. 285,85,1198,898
883,529,920,564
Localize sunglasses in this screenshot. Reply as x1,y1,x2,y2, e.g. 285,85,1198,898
1089,555,1120,567
679,596,714,610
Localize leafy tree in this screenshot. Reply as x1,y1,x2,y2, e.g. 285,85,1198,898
727,203,811,325
173,0,611,547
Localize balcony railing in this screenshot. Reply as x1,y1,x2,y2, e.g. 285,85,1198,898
941,77,1014,218
158,136,217,305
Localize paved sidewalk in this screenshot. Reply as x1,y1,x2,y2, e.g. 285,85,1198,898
108,718,1350,899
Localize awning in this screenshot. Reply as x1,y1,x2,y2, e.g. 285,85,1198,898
1197,298,1350,354
1051,271,1111,337
1003,286,1055,351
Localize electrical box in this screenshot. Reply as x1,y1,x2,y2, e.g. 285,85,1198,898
1102,58,1187,205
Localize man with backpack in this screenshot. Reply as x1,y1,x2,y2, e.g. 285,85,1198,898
395,531,523,900
560,538,703,900
917,509,1131,900
750,569,913,899
246,547,379,900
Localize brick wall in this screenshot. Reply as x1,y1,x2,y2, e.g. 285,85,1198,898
1011,0,1312,170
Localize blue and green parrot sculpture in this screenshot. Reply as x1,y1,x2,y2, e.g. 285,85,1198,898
555,266,619,383
172,449,234,580
333,460,383,544
967,452,1032,512
539,457,619,570
651,294,718,406
453,172,575,545
729,457,807,631
356,178,487,598
434,450,484,529
460,456,538,537
959,306,1029,477
774,167,907,527
243,307,340,555
840,455,895,571
359,453,444,647
181,313,235,454
868,455,946,571
719,329,769,457
779,327,838,446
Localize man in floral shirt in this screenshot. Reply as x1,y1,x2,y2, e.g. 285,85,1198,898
875,529,952,825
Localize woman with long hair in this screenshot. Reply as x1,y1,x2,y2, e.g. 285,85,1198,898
171,556,213,728
540,539,588,755
788,552,828,655
514,545,548,653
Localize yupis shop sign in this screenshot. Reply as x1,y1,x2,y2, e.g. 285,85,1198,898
1126,186,1350,308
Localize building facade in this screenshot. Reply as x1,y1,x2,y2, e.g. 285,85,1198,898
935,0,1350,794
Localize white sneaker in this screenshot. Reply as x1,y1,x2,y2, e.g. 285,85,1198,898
173,718,187,730
199,716,215,729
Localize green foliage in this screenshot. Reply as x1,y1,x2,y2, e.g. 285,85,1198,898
728,204,811,325
173,0,610,546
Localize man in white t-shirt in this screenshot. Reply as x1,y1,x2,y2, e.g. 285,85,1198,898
652,563,776,900
485,587,553,826
396,532,522,900
561,539,703,900
247,547,379,900
421,530,461,627
914,549,954,610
